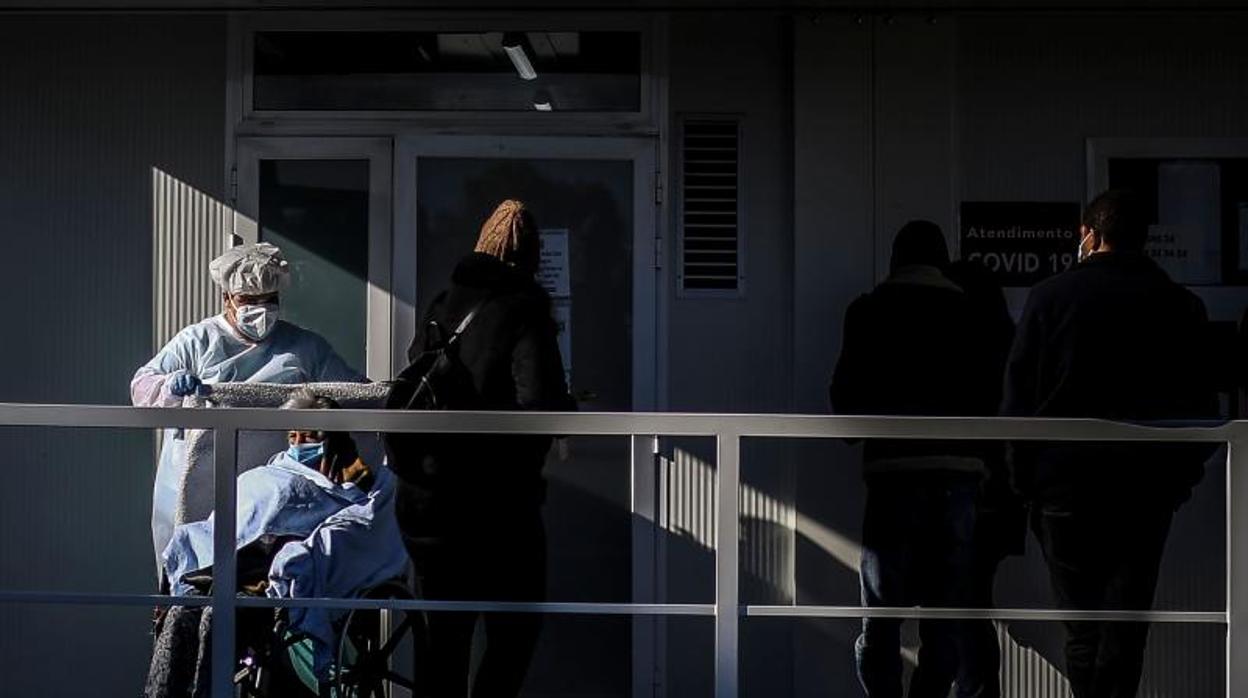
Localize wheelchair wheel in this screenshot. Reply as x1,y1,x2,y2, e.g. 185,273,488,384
234,608,319,698
333,580,418,698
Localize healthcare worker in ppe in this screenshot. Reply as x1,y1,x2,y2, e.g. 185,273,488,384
131,242,365,570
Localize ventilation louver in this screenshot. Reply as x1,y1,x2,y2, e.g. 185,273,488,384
680,118,741,293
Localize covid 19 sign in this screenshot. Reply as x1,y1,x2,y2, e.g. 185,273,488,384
959,202,1082,287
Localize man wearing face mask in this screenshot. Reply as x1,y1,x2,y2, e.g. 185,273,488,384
132,242,364,571
1003,190,1218,697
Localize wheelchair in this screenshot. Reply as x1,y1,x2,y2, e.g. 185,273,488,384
233,578,418,698
160,380,417,697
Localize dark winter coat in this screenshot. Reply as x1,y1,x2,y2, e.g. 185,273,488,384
1001,251,1219,508
830,265,1002,478
396,253,574,530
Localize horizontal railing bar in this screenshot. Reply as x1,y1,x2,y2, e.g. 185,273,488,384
745,605,1226,624
0,591,214,607
0,591,1224,624
0,403,1234,442
0,591,714,616
236,598,717,615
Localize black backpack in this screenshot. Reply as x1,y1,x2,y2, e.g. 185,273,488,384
383,301,489,481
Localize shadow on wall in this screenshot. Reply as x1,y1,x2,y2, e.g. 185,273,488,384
661,439,1234,698
0,427,155,698
0,166,236,698
790,438,1225,698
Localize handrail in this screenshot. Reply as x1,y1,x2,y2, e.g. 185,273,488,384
0,402,1242,698
0,589,1222,623
0,402,1232,440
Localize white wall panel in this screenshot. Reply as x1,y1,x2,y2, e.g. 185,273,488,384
151,168,232,353
872,14,958,277
0,14,226,697
667,12,793,415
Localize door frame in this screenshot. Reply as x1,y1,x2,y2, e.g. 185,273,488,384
238,133,667,696
393,134,660,411
395,134,666,698
234,136,394,380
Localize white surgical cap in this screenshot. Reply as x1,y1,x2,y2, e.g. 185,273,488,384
209,242,290,295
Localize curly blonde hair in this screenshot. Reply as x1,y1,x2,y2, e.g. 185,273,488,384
474,199,540,271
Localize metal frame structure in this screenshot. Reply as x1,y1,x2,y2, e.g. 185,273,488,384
0,404,1242,698
234,136,395,380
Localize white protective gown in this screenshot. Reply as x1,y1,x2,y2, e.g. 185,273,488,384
131,314,364,568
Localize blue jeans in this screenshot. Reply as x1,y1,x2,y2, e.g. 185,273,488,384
855,473,979,698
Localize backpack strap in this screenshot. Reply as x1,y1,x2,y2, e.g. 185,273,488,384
445,297,491,347
413,298,490,409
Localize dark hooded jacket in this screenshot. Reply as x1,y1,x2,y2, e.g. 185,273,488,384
830,265,1001,477
1002,251,1219,507
397,253,574,526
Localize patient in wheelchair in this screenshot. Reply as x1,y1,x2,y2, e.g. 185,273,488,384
145,389,409,698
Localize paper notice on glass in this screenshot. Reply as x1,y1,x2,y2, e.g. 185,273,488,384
1151,161,1221,284
539,229,571,298
552,298,572,387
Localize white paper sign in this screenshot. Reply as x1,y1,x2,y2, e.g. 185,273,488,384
1150,161,1221,284
552,298,572,386
539,229,571,298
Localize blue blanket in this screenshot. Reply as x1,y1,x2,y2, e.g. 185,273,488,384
162,452,409,678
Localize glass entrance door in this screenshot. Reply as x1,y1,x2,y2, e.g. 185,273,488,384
237,133,661,692
235,137,393,380
395,135,660,695
393,136,657,409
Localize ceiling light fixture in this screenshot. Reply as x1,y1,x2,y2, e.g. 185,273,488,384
501,32,538,81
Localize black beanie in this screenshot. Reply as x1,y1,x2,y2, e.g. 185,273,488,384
890,220,949,273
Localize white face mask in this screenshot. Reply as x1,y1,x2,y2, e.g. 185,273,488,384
234,303,279,341
1077,231,1097,264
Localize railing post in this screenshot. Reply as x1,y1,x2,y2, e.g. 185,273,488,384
211,427,238,698
1230,435,1248,698
715,433,740,698
632,434,661,698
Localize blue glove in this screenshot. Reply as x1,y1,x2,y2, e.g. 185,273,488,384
169,373,202,397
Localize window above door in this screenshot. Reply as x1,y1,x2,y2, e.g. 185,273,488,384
234,13,661,128
253,30,642,113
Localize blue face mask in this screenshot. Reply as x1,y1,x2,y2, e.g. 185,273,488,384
287,442,324,468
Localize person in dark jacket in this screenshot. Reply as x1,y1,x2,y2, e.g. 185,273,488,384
832,221,1000,698
1002,189,1218,698
396,199,574,698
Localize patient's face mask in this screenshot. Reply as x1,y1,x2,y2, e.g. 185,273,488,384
287,441,324,468
234,302,279,342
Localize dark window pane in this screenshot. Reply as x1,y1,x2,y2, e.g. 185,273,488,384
254,31,642,112
259,159,369,373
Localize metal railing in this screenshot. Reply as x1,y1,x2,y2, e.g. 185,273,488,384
0,403,1242,697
